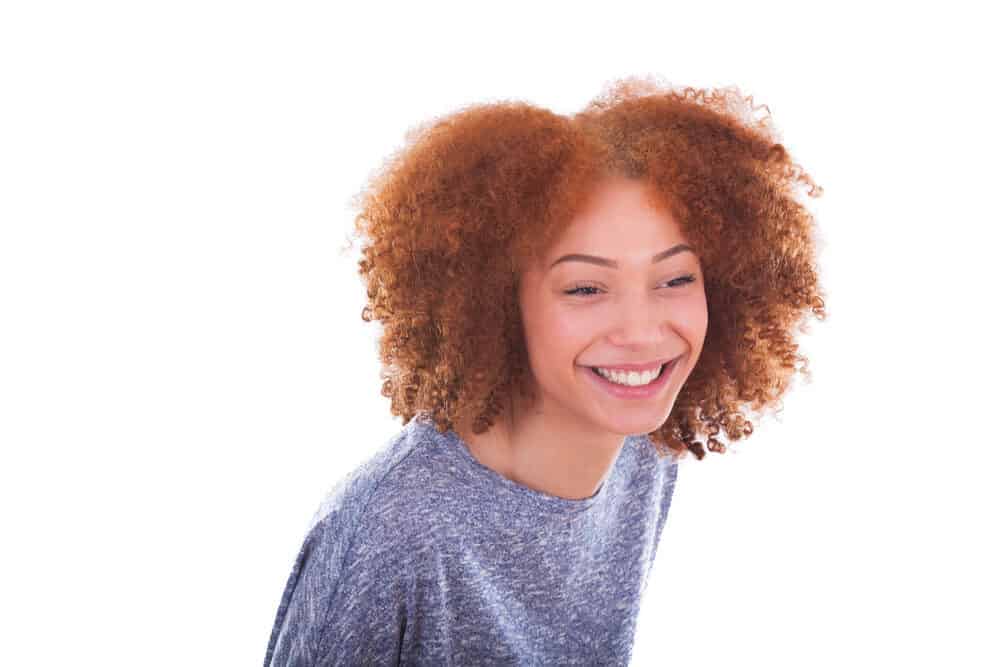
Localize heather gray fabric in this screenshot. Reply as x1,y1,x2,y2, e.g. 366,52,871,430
263,415,679,666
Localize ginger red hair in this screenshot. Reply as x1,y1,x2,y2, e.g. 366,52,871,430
347,76,827,460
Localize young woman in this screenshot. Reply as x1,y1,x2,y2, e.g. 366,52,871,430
263,76,827,665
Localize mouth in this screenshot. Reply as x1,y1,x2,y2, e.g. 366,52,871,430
580,355,680,399
587,356,680,384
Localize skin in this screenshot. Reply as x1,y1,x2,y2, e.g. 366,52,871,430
456,175,709,500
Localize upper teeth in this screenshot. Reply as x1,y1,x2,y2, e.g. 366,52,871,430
595,364,665,386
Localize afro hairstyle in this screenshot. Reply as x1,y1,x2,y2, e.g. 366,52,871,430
346,75,827,460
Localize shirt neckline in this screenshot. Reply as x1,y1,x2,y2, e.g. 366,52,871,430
412,417,630,516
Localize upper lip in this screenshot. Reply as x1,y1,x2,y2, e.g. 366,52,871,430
588,356,678,372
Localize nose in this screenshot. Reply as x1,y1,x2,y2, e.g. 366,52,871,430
606,292,667,348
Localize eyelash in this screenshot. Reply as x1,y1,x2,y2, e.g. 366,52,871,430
564,274,697,297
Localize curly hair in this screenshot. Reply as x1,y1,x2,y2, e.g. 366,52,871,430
346,75,827,461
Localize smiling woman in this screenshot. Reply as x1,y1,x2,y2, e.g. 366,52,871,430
346,79,826,463
263,75,827,665
462,174,711,503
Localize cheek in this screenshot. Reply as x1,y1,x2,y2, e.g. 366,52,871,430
549,311,590,340
527,311,582,357
691,293,710,335
521,302,592,363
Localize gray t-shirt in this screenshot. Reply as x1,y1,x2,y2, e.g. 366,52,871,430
263,415,680,666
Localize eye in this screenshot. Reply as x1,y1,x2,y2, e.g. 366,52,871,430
563,274,697,297
564,285,603,297
667,274,697,288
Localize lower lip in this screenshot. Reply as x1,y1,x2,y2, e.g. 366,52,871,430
582,357,679,400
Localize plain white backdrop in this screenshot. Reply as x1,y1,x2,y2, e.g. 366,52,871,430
1,1,996,665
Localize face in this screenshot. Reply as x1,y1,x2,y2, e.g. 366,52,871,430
516,175,709,438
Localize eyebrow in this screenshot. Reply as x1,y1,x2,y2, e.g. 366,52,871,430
548,244,695,270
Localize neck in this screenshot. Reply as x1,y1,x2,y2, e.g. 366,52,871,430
455,385,626,501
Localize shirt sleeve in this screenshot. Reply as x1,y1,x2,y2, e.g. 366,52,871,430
263,508,412,667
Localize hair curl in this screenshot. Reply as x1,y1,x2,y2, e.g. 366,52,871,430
346,75,827,461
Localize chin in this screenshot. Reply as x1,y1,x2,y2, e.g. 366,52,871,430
594,410,672,439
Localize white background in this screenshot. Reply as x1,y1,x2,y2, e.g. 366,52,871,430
2,2,996,665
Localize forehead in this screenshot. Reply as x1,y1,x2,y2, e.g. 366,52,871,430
546,176,687,261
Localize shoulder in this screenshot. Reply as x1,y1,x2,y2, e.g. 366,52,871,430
306,418,447,562
264,422,438,665
626,432,680,496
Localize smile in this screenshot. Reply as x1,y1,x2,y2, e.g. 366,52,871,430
591,363,666,386
583,356,679,399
